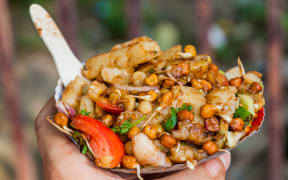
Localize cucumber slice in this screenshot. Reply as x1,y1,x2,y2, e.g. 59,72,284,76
238,94,255,116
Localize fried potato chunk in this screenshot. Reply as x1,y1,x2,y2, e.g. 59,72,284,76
82,38,161,80
171,86,206,125
61,76,88,109
158,45,182,61
132,133,169,167
111,36,152,51
169,144,206,163
206,86,239,118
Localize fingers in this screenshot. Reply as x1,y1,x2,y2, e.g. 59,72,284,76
160,151,231,180
35,97,76,161
35,97,123,179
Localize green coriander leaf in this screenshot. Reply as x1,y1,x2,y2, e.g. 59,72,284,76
234,106,253,127
81,144,88,154
234,107,251,120
148,68,155,73
80,109,91,116
112,116,146,134
176,104,193,112
163,107,177,131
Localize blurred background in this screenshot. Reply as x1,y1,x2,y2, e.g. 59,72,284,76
0,0,286,179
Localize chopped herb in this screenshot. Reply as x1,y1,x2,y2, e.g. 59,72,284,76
148,68,155,73
72,131,89,155
80,109,91,116
81,144,88,154
163,104,193,131
176,104,193,112
234,106,253,127
72,131,82,140
163,107,177,131
219,70,225,75
112,116,146,134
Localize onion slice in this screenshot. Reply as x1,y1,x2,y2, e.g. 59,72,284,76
55,101,76,118
114,84,159,92
56,101,69,117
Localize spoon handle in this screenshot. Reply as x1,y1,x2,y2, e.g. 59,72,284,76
29,4,83,87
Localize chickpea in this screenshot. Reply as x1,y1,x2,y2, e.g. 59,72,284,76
200,80,212,92
151,123,164,137
143,125,157,140
229,118,244,131
101,114,114,127
132,71,147,86
87,81,107,102
128,126,140,139
184,45,197,57
160,91,174,106
122,155,139,169
54,112,68,127
163,79,175,88
202,141,218,155
148,91,158,101
177,110,194,121
250,82,262,94
145,73,158,86
216,73,229,87
138,101,153,114
109,93,119,105
207,70,216,85
192,79,203,89
160,134,177,148
125,141,133,155
123,95,136,111
200,104,217,118
229,77,243,88
171,62,190,78
209,64,219,72
192,79,212,92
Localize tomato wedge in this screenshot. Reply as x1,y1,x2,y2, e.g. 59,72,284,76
71,115,124,168
96,99,124,114
246,107,265,136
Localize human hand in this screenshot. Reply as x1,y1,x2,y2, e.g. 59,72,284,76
35,97,230,180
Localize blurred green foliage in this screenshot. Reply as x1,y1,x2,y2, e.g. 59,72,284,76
10,0,287,66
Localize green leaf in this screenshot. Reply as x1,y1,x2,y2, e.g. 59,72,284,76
148,68,155,73
81,144,88,154
72,131,90,155
163,107,177,131
234,106,253,127
176,104,193,112
163,104,193,132
80,109,91,116
112,116,146,134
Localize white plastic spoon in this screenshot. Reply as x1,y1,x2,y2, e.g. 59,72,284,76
29,4,83,87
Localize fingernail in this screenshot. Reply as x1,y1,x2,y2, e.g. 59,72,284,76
219,151,231,170
205,151,231,177
205,159,222,177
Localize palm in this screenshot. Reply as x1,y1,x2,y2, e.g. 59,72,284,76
36,98,229,180
36,98,123,180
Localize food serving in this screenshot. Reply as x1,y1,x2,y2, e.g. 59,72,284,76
48,36,265,178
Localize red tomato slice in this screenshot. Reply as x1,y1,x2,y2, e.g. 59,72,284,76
96,100,124,114
246,107,265,136
71,115,124,168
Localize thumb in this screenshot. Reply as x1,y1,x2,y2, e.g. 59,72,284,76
160,151,231,180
